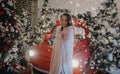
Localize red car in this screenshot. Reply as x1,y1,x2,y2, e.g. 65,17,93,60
29,39,89,73
29,25,109,74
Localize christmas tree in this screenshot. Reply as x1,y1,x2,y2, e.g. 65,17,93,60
0,0,31,74
90,0,120,71
74,0,120,72
0,0,22,53
77,0,120,72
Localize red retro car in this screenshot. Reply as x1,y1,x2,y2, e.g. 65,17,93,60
28,20,109,74
29,39,91,73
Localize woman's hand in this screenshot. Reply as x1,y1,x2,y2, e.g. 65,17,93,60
51,19,61,33
56,19,61,26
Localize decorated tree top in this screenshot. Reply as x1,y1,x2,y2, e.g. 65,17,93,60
0,0,22,52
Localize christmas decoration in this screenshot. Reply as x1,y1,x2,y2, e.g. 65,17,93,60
74,0,120,73
0,0,30,74
0,0,119,74
0,0,20,53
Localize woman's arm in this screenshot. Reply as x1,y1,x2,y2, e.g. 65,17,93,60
51,19,61,33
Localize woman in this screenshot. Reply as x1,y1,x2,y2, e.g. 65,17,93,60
49,13,74,74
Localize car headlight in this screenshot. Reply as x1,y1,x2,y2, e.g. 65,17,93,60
29,50,35,57
72,59,79,68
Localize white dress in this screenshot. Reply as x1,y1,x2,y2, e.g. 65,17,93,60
49,26,74,74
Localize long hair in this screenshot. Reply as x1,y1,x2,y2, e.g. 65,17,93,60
60,13,72,31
